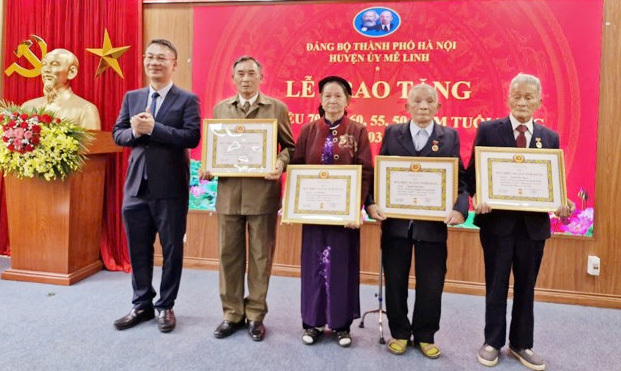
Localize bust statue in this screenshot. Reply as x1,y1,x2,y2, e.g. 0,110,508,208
22,48,101,130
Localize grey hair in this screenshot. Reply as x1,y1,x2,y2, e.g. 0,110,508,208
510,73,542,95
232,55,262,73
363,10,379,20
408,83,438,102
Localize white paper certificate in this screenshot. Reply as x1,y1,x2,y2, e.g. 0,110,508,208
202,119,277,177
282,165,362,225
375,156,458,221
475,146,567,212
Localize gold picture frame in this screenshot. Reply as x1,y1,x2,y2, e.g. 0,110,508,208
475,146,568,212
374,156,458,221
282,165,362,226
201,118,278,177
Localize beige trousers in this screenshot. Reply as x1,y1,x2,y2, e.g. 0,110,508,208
217,213,277,322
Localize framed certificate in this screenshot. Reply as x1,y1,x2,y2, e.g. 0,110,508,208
201,119,278,177
282,165,362,226
374,156,458,221
475,146,567,212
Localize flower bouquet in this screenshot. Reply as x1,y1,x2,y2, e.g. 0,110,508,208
0,100,92,180
550,187,594,236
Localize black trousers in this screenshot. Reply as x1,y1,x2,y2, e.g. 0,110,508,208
122,181,188,311
480,219,545,350
382,234,447,343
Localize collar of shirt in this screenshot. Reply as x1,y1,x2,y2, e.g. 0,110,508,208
324,116,344,129
239,93,259,107
509,113,534,134
409,120,434,139
149,81,174,102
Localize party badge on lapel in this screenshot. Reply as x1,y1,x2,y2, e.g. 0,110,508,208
535,137,542,148
431,140,439,152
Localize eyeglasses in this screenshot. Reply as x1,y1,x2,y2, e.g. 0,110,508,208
143,55,176,63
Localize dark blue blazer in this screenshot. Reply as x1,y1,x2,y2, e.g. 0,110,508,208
379,122,470,242
112,85,201,199
466,116,560,240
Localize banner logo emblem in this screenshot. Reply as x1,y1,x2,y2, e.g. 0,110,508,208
353,7,400,38
5,35,48,78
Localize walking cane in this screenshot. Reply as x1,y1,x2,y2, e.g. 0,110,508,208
359,248,386,344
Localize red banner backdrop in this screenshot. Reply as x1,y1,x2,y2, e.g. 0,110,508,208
1,0,142,268
193,0,602,235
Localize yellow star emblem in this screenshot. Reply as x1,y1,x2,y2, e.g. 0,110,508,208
86,29,130,78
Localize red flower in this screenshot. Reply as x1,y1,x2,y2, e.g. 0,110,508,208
25,144,34,152
7,144,14,151
19,113,29,120
55,118,61,124
20,122,28,129
31,125,41,133
2,137,8,142
31,136,40,145
0,114,4,121
40,114,53,124
8,120,16,128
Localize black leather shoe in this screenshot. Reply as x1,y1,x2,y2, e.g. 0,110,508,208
114,307,155,330
248,320,266,341
213,319,245,338
158,309,176,333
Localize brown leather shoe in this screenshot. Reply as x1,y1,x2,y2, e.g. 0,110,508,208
248,320,266,341
213,319,245,338
114,307,155,330
158,309,176,333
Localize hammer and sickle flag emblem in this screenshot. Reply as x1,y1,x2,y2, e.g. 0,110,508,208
5,35,48,78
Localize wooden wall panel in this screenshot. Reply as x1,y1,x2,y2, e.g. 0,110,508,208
143,5,193,91
596,0,621,297
147,0,621,308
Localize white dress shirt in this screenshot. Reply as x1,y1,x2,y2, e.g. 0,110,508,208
409,120,434,151
509,113,534,147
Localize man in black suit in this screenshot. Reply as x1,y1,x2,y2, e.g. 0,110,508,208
366,84,469,358
112,39,201,333
379,10,396,32
468,73,573,370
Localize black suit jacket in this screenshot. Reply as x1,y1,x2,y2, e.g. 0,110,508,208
379,122,470,243
112,85,201,199
466,117,560,240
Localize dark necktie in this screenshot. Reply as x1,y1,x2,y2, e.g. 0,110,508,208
242,101,251,113
143,91,159,181
150,92,160,118
516,124,528,148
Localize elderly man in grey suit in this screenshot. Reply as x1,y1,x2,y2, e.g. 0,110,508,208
112,39,200,333
200,56,295,341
